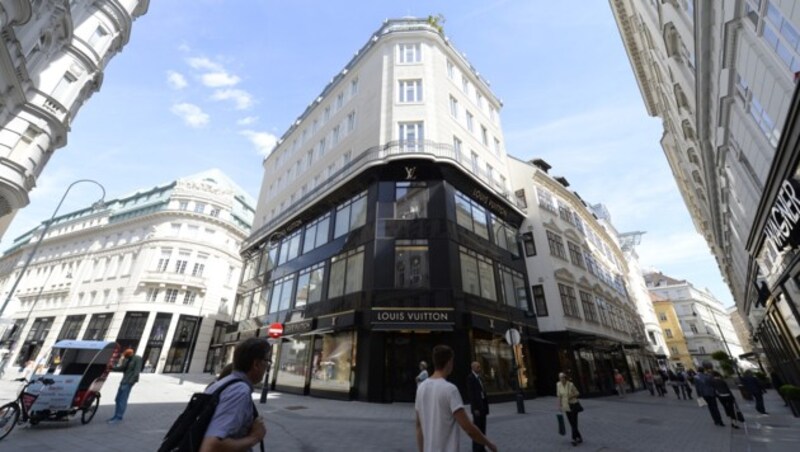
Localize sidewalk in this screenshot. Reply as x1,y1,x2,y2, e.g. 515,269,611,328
0,373,797,451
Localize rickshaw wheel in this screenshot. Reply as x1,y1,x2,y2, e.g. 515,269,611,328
80,394,100,425
0,402,20,440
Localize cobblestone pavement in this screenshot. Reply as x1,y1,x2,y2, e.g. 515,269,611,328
0,372,797,451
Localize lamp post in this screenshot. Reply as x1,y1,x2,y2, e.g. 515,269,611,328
693,303,741,378
0,179,105,372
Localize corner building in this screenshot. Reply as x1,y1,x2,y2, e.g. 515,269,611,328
236,18,537,403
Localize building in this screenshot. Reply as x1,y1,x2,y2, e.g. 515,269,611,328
728,305,754,355
645,271,745,369
507,157,652,396
0,1,149,239
651,292,694,371
610,1,800,383
234,17,537,403
0,169,254,375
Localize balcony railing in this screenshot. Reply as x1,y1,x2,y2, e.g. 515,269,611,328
244,139,520,249
140,270,207,291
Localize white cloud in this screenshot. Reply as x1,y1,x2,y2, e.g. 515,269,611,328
170,103,209,128
240,130,278,156
211,89,254,110
201,72,241,87
166,70,188,89
186,56,222,72
237,116,259,126
177,43,191,53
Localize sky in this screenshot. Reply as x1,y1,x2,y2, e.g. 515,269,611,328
1,0,735,307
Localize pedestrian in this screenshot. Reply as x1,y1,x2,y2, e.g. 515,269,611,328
644,370,655,396
740,370,767,414
107,348,142,424
200,338,268,451
667,370,681,398
653,371,666,397
678,370,692,400
416,361,429,386
710,371,742,429
557,372,583,447
415,345,497,452
613,369,625,397
694,364,725,426
466,361,490,452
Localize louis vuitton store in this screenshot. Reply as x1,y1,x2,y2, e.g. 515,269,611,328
235,159,539,402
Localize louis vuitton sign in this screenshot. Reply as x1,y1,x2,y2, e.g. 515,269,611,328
370,309,454,331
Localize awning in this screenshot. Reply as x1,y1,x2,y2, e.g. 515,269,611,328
371,322,454,332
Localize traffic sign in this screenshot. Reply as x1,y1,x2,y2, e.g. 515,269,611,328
267,322,284,339
504,328,521,346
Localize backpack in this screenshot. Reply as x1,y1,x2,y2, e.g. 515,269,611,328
158,378,264,452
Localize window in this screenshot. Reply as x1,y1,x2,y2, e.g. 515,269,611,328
268,274,296,313
459,246,497,301
324,106,331,122
399,122,424,151
461,74,469,93
447,60,454,78
318,137,327,155
450,96,459,118
492,215,519,257
493,138,501,156
57,315,86,340
209,207,220,218
455,191,489,239
334,192,367,238
328,246,365,298
52,72,77,101
192,260,206,277
332,125,341,145
83,314,112,341
690,323,698,334
156,249,171,272
295,262,325,307
453,136,463,161
522,232,536,256
580,291,598,322
670,346,679,355
336,92,344,110
174,251,190,274
347,111,356,132
476,92,484,110
395,182,428,219
351,78,359,96
278,229,302,264
303,213,331,254
498,265,526,309
536,188,557,213
146,288,160,302
398,79,423,102
395,240,429,288
183,291,197,305
699,346,706,354
558,284,580,318
665,328,673,338
481,126,489,146
466,111,474,132
568,242,584,268
659,312,668,322
532,285,547,316
470,151,479,173
546,230,567,260
178,200,188,210
165,288,180,303
398,43,421,63
88,25,109,47
194,202,205,214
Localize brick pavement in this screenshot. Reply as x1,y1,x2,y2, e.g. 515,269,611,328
0,372,797,451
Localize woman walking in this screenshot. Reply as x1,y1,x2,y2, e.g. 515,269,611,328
710,371,742,429
557,372,583,446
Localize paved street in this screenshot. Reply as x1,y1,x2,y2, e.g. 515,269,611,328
1,372,797,451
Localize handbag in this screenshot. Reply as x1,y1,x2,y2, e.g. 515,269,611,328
570,402,584,413
556,413,566,436
697,397,707,408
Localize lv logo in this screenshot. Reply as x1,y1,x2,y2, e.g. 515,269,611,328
404,166,417,180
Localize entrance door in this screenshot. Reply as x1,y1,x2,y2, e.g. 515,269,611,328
385,332,443,402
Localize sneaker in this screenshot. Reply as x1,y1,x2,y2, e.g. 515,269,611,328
107,418,121,424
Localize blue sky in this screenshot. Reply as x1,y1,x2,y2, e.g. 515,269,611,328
2,0,735,306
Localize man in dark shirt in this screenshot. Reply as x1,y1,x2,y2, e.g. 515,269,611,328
694,364,724,426
108,348,142,424
466,361,490,452
741,370,767,414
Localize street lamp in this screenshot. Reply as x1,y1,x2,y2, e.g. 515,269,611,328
0,179,106,320
693,303,742,378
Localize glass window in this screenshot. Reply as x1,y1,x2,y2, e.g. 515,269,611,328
398,79,423,103
580,291,598,323
523,232,536,256
304,213,331,254
334,192,367,238
268,275,296,314
296,262,325,307
276,337,311,388
568,242,584,268
399,122,424,152
328,256,346,299
466,111,474,132
454,191,489,240
546,230,567,259
499,266,526,309
395,182,428,219
56,315,85,340
328,246,364,299
450,96,459,118
532,285,547,316
279,230,302,264
83,313,112,340
558,284,580,318
310,331,355,393
491,216,519,256
459,246,497,301
398,43,421,63
395,240,429,288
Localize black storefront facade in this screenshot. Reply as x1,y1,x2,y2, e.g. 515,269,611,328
233,159,540,403
746,84,800,391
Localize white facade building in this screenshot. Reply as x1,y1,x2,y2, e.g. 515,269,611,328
0,170,254,375
644,271,745,368
0,0,149,239
508,157,653,393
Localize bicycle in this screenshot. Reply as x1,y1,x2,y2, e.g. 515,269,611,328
0,376,56,440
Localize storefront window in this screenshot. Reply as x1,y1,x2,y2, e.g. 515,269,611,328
395,182,428,219
395,240,429,288
83,313,113,340
310,331,356,393
163,315,200,373
473,332,523,394
276,337,311,388
268,274,296,314
296,262,325,307
116,312,149,351
56,315,85,340
328,246,364,299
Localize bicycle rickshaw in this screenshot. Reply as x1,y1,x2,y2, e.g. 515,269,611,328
0,340,121,440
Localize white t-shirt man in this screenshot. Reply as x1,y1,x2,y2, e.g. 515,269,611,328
415,377,464,451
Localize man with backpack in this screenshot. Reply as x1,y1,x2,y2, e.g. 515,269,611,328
159,338,267,452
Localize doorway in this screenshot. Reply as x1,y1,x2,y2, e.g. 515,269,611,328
384,331,444,402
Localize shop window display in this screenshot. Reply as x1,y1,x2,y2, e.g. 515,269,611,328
473,332,528,395
276,337,312,389
310,331,356,393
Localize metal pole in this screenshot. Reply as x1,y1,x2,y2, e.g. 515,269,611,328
0,179,106,319
259,342,272,404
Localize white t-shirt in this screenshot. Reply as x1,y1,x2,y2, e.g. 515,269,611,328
415,377,464,452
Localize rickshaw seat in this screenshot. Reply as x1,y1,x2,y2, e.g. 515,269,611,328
77,364,107,392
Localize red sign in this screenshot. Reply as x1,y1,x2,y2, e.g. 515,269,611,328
267,323,283,339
